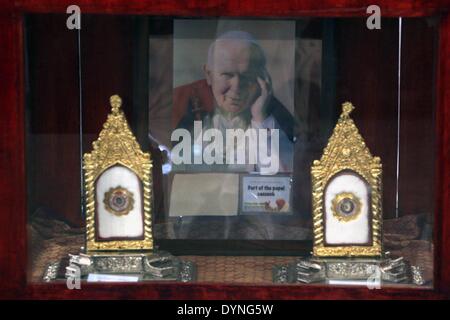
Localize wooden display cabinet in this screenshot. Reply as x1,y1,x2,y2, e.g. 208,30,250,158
0,0,449,299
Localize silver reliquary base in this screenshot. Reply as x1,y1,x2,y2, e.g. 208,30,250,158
42,250,196,283
273,253,426,287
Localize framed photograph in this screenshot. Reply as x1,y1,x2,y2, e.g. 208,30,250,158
146,18,330,254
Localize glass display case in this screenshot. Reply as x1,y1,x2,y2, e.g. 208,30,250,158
1,0,449,299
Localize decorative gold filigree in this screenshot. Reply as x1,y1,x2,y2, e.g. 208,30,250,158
311,102,382,257
331,192,362,222
84,95,153,251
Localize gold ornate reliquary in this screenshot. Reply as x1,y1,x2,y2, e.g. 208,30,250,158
311,102,382,257
83,95,153,252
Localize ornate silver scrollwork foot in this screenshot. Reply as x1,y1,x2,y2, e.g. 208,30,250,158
43,250,196,283
273,254,425,286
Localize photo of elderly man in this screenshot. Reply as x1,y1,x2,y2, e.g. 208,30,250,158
172,26,296,173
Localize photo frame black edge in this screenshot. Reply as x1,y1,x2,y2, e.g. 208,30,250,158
155,239,312,256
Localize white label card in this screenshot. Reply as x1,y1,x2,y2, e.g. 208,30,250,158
241,175,292,214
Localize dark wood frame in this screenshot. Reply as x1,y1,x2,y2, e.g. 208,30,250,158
0,0,449,299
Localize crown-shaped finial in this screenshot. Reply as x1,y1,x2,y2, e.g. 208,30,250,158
341,101,355,119
110,95,122,115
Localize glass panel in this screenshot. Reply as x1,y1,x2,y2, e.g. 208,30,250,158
25,14,84,283
25,14,437,289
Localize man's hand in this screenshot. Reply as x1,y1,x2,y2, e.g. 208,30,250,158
250,75,272,124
